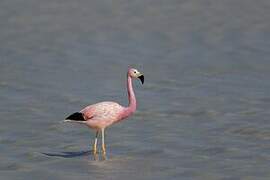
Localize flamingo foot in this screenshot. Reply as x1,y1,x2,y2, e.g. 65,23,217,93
92,146,97,155
102,144,106,155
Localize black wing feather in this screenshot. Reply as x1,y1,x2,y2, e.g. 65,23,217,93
65,112,85,121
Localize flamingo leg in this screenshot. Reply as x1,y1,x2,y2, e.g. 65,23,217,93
92,131,99,154
101,128,106,154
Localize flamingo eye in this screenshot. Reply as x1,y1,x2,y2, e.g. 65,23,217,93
134,71,136,74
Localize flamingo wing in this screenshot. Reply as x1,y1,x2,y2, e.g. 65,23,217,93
81,101,123,121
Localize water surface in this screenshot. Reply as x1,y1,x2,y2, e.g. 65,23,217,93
1,0,270,179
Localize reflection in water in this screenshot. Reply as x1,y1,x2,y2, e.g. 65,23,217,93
42,150,107,161
42,150,92,158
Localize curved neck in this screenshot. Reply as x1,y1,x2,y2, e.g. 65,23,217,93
127,74,136,111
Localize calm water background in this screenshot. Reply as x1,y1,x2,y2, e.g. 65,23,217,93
1,0,270,179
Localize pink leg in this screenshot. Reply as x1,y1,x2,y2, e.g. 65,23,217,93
92,131,98,154
101,128,106,154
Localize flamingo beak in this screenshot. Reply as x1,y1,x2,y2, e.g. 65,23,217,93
138,74,144,84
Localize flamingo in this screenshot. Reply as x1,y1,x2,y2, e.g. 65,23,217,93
64,68,144,155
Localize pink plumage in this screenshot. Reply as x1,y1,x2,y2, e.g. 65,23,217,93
80,101,126,129
65,68,144,156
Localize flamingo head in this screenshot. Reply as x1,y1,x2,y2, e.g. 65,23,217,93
128,68,144,84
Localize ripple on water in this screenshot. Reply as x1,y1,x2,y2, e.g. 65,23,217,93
0,162,26,172
137,108,221,120
227,126,270,140
0,137,17,145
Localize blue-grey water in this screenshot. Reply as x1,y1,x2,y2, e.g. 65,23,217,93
1,0,270,179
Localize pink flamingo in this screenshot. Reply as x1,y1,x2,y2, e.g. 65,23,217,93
65,68,144,155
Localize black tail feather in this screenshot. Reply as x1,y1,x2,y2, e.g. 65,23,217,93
65,112,85,121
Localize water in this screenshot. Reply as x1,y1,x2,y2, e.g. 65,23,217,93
1,0,270,179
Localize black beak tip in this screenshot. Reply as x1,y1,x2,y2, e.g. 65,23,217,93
138,75,144,84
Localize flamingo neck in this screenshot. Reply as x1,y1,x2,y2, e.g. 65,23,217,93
127,75,136,111
118,74,137,120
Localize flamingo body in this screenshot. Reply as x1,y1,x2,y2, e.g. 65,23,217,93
65,68,144,155
80,101,128,129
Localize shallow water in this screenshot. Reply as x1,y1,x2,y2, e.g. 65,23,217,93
1,0,270,179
